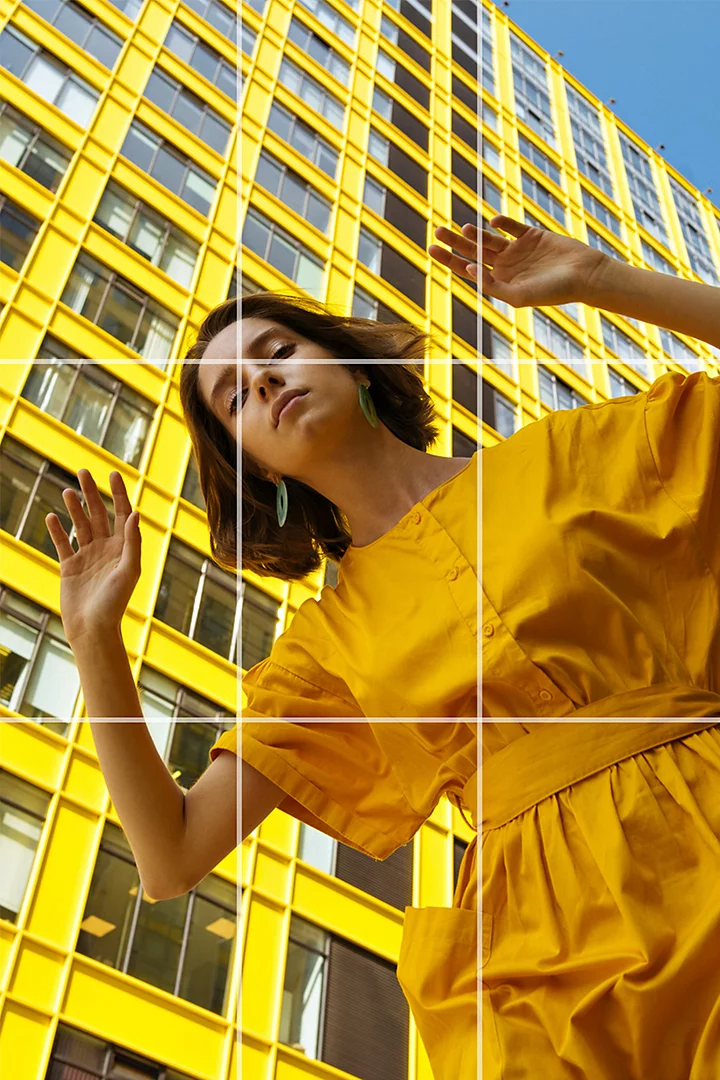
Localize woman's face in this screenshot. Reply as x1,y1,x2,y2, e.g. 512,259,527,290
198,319,368,483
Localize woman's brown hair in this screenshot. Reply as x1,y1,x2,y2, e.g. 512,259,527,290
180,292,442,581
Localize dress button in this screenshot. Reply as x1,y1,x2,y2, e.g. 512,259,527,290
539,689,552,702
448,567,458,581
412,512,421,524
483,623,494,637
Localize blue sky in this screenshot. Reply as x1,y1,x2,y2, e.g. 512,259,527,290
488,0,720,211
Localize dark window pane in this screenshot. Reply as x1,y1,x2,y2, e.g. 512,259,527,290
0,29,34,78
0,202,38,269
242,212,270,257
307,192,329,233
391,100,428,152
384,190,426,249
99,285,142,346
146,70,176,113
121,123,156,170
388,143,427,197
453,73,478,115
26,139,69,192
381,245,425,308
269,232,295,278
269,102,292,142
174,93,204,135
282,172,306,216
153,145,183,194
217,64,235,100
292,124,315,160
452,294,478,349
194,43,218,83
395,65,430,111
85,26,121,69
55,5,90,48
200,112,230,153
255,152,283,194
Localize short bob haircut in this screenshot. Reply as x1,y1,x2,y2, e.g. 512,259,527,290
180,292,442,581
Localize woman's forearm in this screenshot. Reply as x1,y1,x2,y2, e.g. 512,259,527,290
582,256,720,349
72,627,187,899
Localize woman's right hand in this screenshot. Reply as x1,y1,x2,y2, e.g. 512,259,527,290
45,469,142,645
482,215,609,308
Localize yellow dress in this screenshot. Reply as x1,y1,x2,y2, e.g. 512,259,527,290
212,721,479,1080
482,370,720,718
480,370,720,1075
240,451,478,720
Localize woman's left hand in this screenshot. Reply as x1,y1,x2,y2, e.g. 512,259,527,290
429,224,478,281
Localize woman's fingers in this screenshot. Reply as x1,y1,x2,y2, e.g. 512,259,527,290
61,484,93,547
481,228,509,253
489,214,531,239
433,225,477,257
109,470,133,537
78,468,111,540
45,512,75,563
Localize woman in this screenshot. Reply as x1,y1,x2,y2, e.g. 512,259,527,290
480,213,720,1079
43,224,481,1080
176,227,482,1080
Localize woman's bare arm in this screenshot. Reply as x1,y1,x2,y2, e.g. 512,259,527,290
582,256,720,349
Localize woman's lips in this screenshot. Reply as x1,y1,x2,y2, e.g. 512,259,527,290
278,391,308,422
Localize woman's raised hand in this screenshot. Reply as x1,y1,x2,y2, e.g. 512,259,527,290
429,223,479,281
45,469,142,645
481,215,608,308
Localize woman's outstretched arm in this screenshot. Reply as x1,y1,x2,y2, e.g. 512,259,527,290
483,215,720,349
579,257,720,349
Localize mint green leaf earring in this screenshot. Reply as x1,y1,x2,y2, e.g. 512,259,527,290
359,382,378,427
276,477,288,528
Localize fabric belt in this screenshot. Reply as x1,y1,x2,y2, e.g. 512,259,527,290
482,720,719,831
566,682,720,718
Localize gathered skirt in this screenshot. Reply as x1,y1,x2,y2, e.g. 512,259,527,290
482,721,720,1079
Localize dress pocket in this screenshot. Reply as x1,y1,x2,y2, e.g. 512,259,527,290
397,906,478,1080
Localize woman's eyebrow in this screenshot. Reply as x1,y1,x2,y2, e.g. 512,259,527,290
209,364,236,414
244,327,280,356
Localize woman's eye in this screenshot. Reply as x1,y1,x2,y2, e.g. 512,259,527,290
230,391,238,414
272,343,294,359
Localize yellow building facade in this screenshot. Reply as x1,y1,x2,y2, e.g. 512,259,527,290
2,7,480,1080
481,0,720,433
241,0,479,359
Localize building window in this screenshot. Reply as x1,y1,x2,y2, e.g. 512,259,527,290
537,365,588,411
267,101,338,180
608,366,642,399
279,57,345,129
0,26,99,127
533,311,585,362
61,252,179,359
255,149,332,234
482,379,516,437
241,581,279,670
0,196,41,273
22,0,124,70
0,102,72,193
165,19,237,100
144,69,232,154
94,179,200,289
120,120,217,216
182,0,238,44
242,208,326,296
287,16,351,85
21,361,156,470
453,363,478,416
